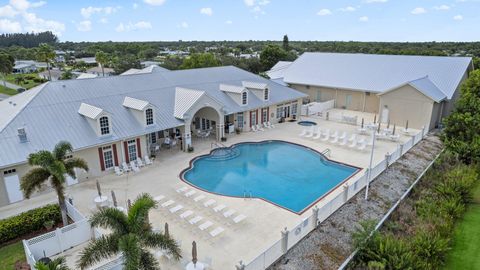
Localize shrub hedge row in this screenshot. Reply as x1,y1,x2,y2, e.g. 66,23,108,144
0,204,61,244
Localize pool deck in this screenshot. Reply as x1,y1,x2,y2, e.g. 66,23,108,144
1,109,421,269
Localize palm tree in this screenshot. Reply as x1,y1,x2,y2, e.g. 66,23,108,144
36,43,55,80
77,193,181,270
0,52,14,89
20,141,89,226
95,51,108,77
35,257,70,270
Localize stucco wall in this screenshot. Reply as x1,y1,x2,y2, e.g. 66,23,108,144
379,85,434,130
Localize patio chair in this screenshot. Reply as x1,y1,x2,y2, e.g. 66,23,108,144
199,221,213,231
330,136,339,144
223,209,236,218
204,199,216,207
130,162,140,172
176,186,188,193
256,124,264,131
251,125,258,132
189,215,203,224
161,200,175,208
193,194,205,202
338,131,347,140
144,155,153,165
122,162,131,172
330,130,339,138
312,127,322,139
233,214,247,224
169,204,184,213
305,126,314,137
299,128,308,137
162,137,172,148
136,158,145,168
213,204,226,212
267,121,275,128
114,166,124,176
263,122,271,129
357,137,366,145
209,227,225,237
339,137,348,146
358,140,367,151
348,138,357,148
348,134,356,142
184,190,196,197
321,130,330,142
153,195,165,202
389,134,400,142
180,210,194,219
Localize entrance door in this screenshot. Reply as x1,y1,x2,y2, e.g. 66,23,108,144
237,113,244,128
346,95,352,109
251,110,257,126
4,174,23,203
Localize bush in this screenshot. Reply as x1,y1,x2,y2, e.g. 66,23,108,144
411,230,450,270
0,204,61,244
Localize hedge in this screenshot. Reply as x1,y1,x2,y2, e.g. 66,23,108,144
0,204,61,244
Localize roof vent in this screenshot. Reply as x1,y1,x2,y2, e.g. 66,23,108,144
17,127,27,143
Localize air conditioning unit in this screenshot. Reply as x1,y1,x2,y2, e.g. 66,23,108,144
17,127,27,143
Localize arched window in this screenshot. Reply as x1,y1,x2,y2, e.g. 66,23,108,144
264,88,269,100
99,116,110,135
241,91,248,105
145,108,154,125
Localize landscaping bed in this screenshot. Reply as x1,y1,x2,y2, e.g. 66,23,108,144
0,241,26,270
5,73,46,89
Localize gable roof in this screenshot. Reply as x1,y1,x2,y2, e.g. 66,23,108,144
282,52,472,99
407,77,447,102
266,61,292,80
122,96,150,111
219,84,246,94
174,87,206,119
78,103,104,119
120,65,170,76
242,81,268,90
0,66,306,168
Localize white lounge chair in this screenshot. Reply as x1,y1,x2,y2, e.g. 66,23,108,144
348,139,357,148
339,137,347,146
189,216,203,224
330,130,338,138
312,127,322,139
136,158,145,168
130,162,140,172
114,166,123,176
209,227,225,237
144,155,153,165
153,195,165,202
338,131,347,140
304,126,315,138
267,121,275,128
180,210,194,219
357,137,366,145
251,125,258,132
263,122,271,129
223,209,236,218
193,195,205,202
358,141,367,151
199,221,213,231
299,128,308,137
348,134,356,142
233,214,247,224
122,162,131,172
184,190,196,197
204,199,216,207
213,204,226,212
169,204,183,213
161,200,175,207
176,187,188,193
256,124,265,131
389,134,400,142
330,136,339,144
321,130,330,142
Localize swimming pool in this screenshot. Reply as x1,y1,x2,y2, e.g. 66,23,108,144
298,121,317,126
181,141,360,214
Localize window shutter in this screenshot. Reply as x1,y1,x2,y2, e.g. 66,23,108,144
136,138,142,158
124,141,129,162
98,148,105,171
112,144,119,166
256,109,258,124
267,107,270,121
249,111,252,127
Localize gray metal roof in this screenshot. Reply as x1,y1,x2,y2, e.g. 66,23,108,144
173,87,206,119
282,52,472,99
266,61,292,80
0,66,306,168
407,77,447,102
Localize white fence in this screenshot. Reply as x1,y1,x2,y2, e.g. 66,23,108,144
242,129,427,270
301,100,335,116
23,201,96,269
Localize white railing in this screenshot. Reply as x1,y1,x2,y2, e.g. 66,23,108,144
93,255,124,270
66,200,86,222
241,130,426,270
301,100,335,116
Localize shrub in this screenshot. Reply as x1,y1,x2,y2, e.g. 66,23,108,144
0,204,61,244
411,230,450,270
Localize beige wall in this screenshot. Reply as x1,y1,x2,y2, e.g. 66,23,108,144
379,85,434,130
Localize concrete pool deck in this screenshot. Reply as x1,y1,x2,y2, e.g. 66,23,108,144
0,109,421,269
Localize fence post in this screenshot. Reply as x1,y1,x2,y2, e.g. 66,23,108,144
56,227,64,254
281,227,289,254
385,152,390,168
312,206,319,228
235,260,246,270
343,184,349,202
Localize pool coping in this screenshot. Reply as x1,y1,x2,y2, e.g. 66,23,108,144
179,140,362,215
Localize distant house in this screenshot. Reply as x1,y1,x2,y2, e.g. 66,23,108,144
38,69,63,81
121,65,169,76
141,61,161,68
76,73,98,79
76,57,97,65
13,61,37,74
54,50,66,62
87,66,115,77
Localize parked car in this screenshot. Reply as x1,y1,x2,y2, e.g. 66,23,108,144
17,87,26,93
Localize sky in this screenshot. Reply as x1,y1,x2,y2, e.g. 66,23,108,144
0,0,478,42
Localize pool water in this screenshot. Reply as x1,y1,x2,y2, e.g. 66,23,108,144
182,141,359,213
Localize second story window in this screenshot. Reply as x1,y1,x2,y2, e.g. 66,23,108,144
242,91,248,105
145,108,154,125
99,116,110,135
264,88,269,100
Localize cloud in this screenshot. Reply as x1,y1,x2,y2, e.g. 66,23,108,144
143,0,166,6
364,0,388,3
77,20,91,32
115,21,152,32
99,18,108,24
411,7,426,15
225,20,233,24
0,18,22,32
317,9,332,16
339,6,356,12
258,0,270,5
80,6,118,19
0,5,19,17
29,1,45,8
453,15,463,20
178,21,188,28
200,7,213,16
22,12,65,35
244,0,255,6
133,3,138,9
433,5,450,10
359,16,369,22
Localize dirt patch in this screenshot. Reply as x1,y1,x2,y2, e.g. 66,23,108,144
269,134,443,270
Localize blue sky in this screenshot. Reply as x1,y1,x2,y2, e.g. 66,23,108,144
0,0,478,42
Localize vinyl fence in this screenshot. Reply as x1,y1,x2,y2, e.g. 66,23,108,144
241,128,426,270
301,100,335,116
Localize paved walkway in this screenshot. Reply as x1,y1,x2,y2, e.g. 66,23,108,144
0,79,22,90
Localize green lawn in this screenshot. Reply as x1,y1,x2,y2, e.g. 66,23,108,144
0,85,18,96
5,73,44,89
0,241,26,270
444,183,480,270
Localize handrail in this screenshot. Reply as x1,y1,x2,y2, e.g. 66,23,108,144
322,148,331,157
211,141,227,149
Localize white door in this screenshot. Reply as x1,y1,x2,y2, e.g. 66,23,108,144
4,174,23,203
65,170,78,186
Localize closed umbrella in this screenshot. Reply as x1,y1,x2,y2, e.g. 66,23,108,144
96,180,102,197
405,120,409,131
373,114,377,124
393,124,396,135
111,190,117,207
387,119,390,129
192,241,198,266
361,118,364,129
377,121,381,133
164,222,169,238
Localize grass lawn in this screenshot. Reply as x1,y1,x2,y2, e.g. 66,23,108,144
0,241,26,270
444,183,480,270
5,73,44,89
0,85,18,96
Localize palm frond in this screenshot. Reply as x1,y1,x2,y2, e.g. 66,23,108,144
90,207,129,234
140,231,182,260
53,141,73,160
76,234,119,269
119,234,142,270
27,150,55,167
139,249,160,270
127,193,156,231
20,167,50,198
64,157,89,177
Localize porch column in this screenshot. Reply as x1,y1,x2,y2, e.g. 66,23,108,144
216,112,225,141
183,121,192,151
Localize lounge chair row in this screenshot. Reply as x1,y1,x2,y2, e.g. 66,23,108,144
251,121,276,132
114,156,153,175
300,127,370,151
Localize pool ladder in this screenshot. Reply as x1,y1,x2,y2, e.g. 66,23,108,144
243,190,253,200
211,141,227,149
322,148,331,157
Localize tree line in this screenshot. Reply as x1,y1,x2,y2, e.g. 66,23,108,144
0,31,58,48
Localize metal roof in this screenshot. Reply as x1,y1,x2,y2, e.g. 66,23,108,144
266,61,292,80
0,66,306,168
76,73,98,79
242,81,268,90
219,84,245,94
78,103,104,119
122,96,150,111
120,65,170,76
282,52,472,99
408,77,447,102
173,87,205,119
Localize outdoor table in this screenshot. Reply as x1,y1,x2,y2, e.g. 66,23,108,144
94,195,109,209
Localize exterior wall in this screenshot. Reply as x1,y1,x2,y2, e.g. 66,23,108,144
0,163,31,206
430,102,443,130
379,85,434,130
443,67,470,118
